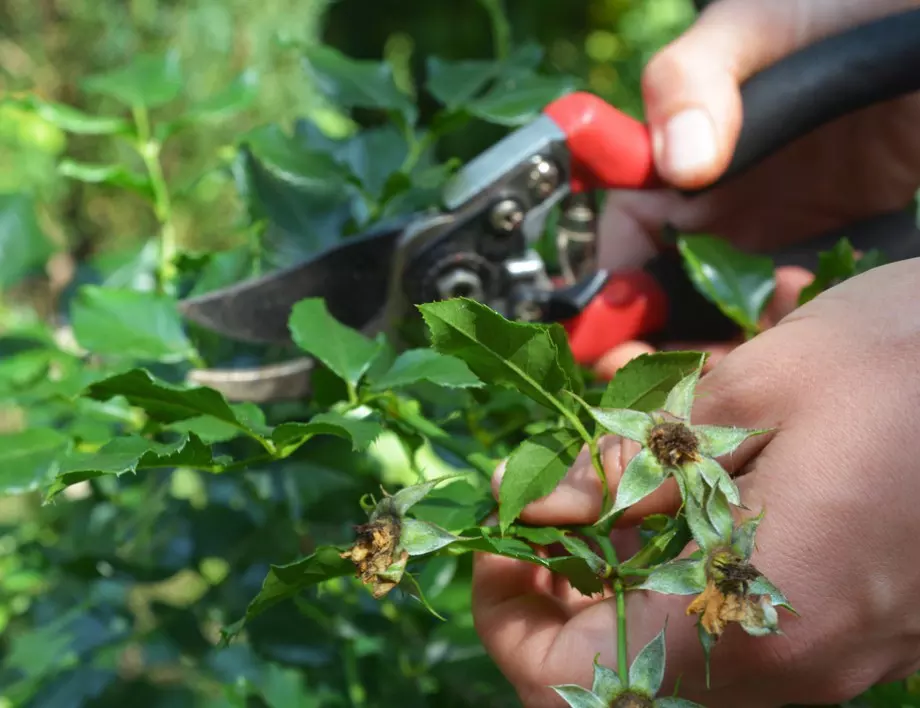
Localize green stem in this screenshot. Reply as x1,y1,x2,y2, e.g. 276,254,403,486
343,641,367,708
554,398,609,505
380,395,496,478
615,579,629,685
477,0,511,59
133,104,178,294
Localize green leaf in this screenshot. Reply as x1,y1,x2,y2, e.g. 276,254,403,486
600,352,707,412
369,349,483,391
419,298,583,412
704,485,734,543
0,192,56,288
467,74,577,127
590,656,623,703
57,160,152,196
425,57,497,110
663,367,703,420
236,547,354,628
587,407,652,442
185,69,259,123
388,477,463,517
550,685,608,708
676,471,722,552
498,429,583,532
610,448,668,515
14,96,130,135
244,124,353,192
731,510,764,559
546,556,604,596
302,45,416,125
46,433,214,499
71,286,198,363
638,559,706,596
798,237,887,305
629,626,666,697
694,457,741,506
398,518,461,556
81,51,183,108
0,429,71,495
271,412,382,455
84,369,265,439
749,576,791,609
677,235,776,334
696,424,768,458
622,518,691,571
288,298,382,388
165,402,266,444
559,535,608,576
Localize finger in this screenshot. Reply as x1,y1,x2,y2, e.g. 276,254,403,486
593,340,656,380
761,265,815,327
471,551,571,689
642,0,920,188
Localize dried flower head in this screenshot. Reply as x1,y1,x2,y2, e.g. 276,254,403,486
640,514,792,643
587,363,770,541
340,478,466,598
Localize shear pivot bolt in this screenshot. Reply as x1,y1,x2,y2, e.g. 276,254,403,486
528,157,560,199
489,199,525,235
436,268,485,301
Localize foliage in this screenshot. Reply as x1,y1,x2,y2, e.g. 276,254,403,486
0,1,917,707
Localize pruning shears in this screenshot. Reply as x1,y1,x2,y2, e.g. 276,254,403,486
179,9,920,402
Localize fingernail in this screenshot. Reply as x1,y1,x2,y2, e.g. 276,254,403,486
660,107,717,180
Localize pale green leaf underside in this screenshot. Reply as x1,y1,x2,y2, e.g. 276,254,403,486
612,448,668,514
551,685,608,708
588,407,652,442
399,518,461,556
639,559,707,596
629,627,667,696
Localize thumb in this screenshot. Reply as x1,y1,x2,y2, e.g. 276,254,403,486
645,0,918,188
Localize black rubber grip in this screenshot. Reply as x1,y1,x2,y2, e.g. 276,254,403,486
645,207,920,344
686,8,920,195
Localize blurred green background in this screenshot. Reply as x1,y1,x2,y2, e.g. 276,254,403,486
2,1,919,706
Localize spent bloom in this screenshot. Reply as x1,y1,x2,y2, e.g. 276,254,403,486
340,478,464,598
551,628,703,708
639,512,792,641
587,364,769,547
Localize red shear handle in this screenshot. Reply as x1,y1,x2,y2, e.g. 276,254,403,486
544,92,662,193
562,270,669,365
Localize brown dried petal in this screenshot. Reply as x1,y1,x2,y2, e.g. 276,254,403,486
340,514,404,595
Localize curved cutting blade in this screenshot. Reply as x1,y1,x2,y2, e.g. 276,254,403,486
179,215,417,344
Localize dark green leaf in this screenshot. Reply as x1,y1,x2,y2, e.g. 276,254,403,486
0,429,71,495
244,124,352,192
57,160,153,196
467,74,577,126
600,351,706,412
498,429,583,532
81,51,183,108
271,412,382,455
288,298,383,388
369,349,483,391
47,433,214,499
677,235,776,334
798,237,887,305
0,192,56,288
15,96,130,135
237,547,354,627
419,298,582,412
84,369,265,438
302,45,416,125
425,57,497,110
559,535,608,576
70,286,198,363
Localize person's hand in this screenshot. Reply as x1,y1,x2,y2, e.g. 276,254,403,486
472,258,920,708
594,0,920,374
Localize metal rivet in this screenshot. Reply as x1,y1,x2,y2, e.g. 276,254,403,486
489,199,525,235
528,157,560,199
